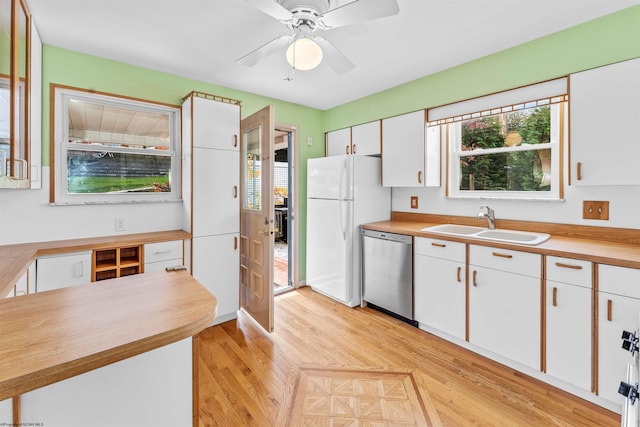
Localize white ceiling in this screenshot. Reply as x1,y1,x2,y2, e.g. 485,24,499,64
26,0,640,110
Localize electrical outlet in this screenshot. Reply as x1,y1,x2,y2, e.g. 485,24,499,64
410,196,419,209
583,201,609,220
306,136,313,147
115,217,127,232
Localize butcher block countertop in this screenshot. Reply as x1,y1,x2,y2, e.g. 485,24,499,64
363,213,640,269
0,269,217,401
0,229,191,298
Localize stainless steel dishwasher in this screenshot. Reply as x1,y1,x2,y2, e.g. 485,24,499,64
361,228,415,325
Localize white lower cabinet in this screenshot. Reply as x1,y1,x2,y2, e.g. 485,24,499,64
597,264,640,408
468,245,541,370
192,233,239,323
545,256,592,391
36,251,92,292
20,338,191,427
144,240,183,273
414,237,466,340
0,399,11,424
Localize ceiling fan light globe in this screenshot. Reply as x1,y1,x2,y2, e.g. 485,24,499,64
286,37,323,71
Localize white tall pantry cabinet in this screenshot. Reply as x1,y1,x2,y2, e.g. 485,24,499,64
182,93,241,324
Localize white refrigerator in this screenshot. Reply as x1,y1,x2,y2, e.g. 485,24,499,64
306,155,391,307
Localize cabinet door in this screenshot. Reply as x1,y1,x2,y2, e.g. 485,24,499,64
351,121,381,156
326,128,351,156
570,58,640,186
36,251,92,292
381,110,425,187
469,266,540,369
192,96,240,151
0,399,11,424
546,280,592,391
21,338,191,427
414,254,465,340
598,264,640,406
192,233,239,322
192,148,240,237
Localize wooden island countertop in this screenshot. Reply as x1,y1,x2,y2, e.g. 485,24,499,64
0,269,217,401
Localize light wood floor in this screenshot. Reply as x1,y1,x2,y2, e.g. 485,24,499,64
196,287,619,426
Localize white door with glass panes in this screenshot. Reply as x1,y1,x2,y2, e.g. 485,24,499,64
351,120,381,156
326,127,351,156
570,58,640,186
381,110,426,187
597,264,640,407
545,256,592,392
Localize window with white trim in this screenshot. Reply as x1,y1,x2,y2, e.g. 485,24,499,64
428,78,567,200
52,87,181,205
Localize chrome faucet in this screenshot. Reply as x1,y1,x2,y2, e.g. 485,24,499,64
477,205,496,229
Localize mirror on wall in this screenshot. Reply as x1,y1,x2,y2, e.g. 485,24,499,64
0,0,30,188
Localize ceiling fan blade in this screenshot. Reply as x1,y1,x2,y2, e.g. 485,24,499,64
314,37,355,75
236,34,293,66
242,0,294,22
319,0,399,29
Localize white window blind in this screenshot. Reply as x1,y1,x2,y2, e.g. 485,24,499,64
427,78,567,124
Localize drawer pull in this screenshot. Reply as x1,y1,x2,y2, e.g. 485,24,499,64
492,252,513,259
555,262,582,270
607,299,612,321
152,250,172,255
431,242,446,248
456,266,462,283
552,287,558,307
576,162,582,181
472,270,477,287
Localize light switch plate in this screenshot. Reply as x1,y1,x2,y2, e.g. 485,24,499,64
583,201,609,220
410,196,418,209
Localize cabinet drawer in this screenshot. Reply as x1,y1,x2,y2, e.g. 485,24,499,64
546,256,591,288
36,251,92,292
469,245,540,277
599,264,640,299
144,240,183,264
414,237,465,261
144,259,184,273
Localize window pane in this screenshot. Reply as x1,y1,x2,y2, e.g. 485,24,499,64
67,149,171,193
461,105,550,150
68,99,170,150
459,149,551,192
242,126,262,210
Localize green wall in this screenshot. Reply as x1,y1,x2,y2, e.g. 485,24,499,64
39,5,640,282
323,4,640,130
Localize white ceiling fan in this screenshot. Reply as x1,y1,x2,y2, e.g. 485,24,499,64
237,0,400,74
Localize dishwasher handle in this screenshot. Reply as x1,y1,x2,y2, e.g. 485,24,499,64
361,228,412,245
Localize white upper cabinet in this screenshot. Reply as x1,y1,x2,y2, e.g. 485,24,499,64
382,110,437,187
192,96,240,151
570,58,640,186
351,121,381,156
326,127,351,156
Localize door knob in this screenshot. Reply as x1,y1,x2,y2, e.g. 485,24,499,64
261,229,270,236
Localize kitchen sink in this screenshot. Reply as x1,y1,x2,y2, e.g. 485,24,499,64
421,224,485,235
421,224,550,246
